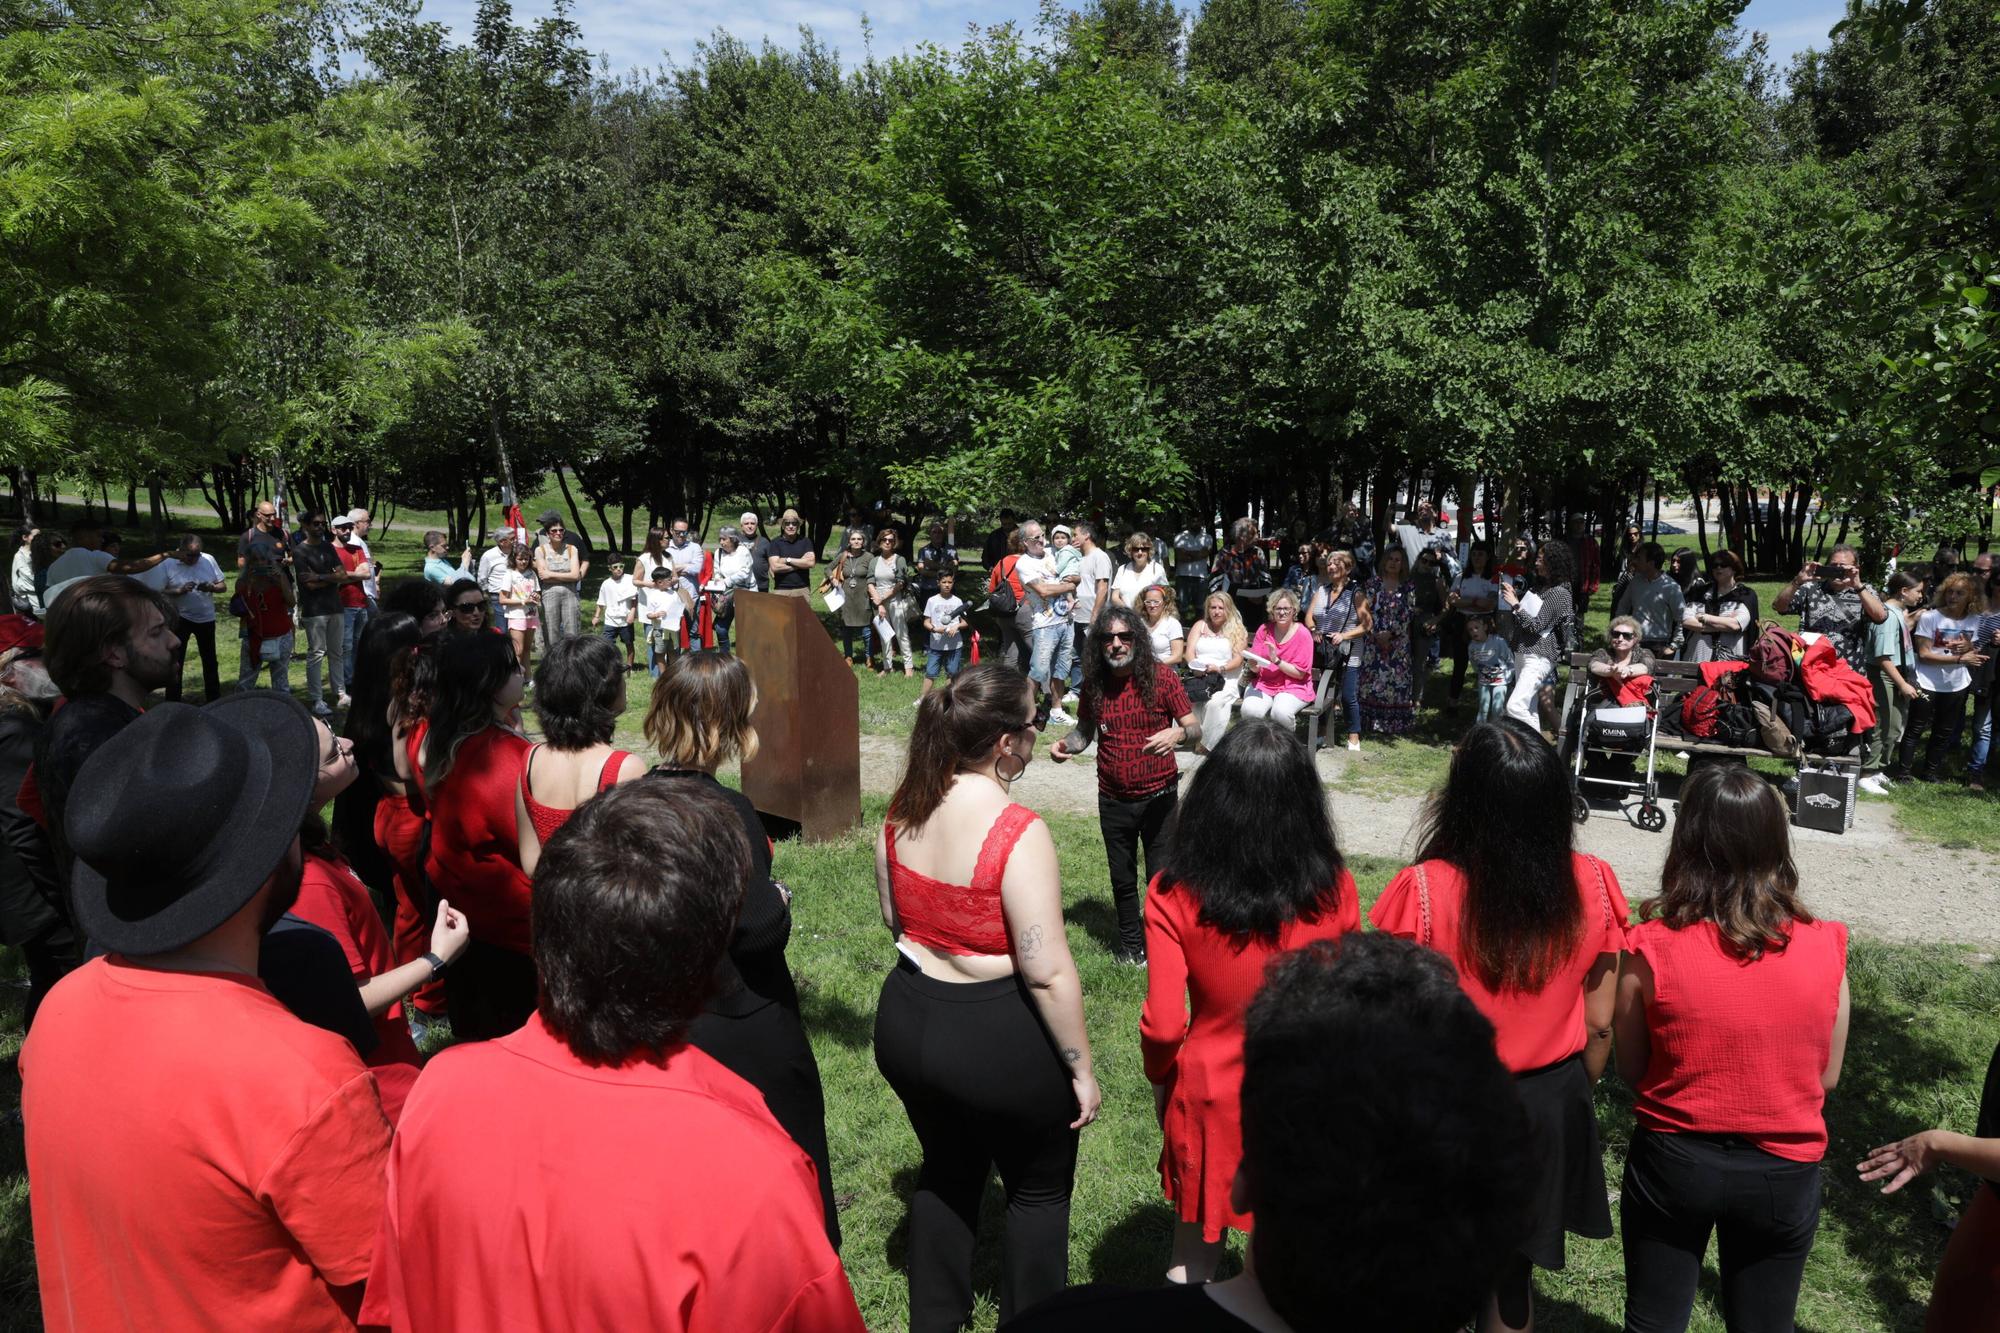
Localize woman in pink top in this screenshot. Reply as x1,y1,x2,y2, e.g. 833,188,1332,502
1615,763,1849,1333
1238,586,1315,727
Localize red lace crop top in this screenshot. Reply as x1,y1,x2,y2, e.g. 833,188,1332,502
520,746,630,845
886,803,1040,956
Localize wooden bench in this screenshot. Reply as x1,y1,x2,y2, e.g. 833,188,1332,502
1558,654,1861,770
1229,666,1338,753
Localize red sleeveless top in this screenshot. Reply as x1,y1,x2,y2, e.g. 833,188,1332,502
886,803,1039,956
422,724,533,955
519,746,631,845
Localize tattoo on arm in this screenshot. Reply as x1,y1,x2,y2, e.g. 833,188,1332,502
1020,923,1044,960
1062,1047,1083,1065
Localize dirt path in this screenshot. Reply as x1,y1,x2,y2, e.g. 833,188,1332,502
858,735,2000,947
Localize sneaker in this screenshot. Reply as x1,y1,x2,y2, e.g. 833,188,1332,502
1113,949,1148,968
335,693,352,709
1859,774,1891,796
1345,737,1361,752
1047,707,1073,726
312,705,333,720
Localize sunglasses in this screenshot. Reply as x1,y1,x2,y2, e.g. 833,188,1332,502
452,602,484,614
1608,630,1636,640
1102,631,1135,643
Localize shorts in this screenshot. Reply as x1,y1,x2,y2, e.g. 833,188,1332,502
1028,621,1072,687
926,646,964,679
602,623,634,647
506,612,538,633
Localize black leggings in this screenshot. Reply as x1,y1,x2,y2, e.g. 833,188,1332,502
1897,686,1970,779
1620,1129,1821,1333
874,961,1079,1332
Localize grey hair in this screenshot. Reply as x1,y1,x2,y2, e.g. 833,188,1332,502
1072,521,1095,543
1229,517,1258,545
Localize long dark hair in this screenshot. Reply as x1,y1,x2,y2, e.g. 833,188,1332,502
889,663,1032,830
343,612,424,784
1080,604,1159,713
423,630,520,789
1535,538,1575,590
1162,719,1345,942
1413,719,1582,992
1645,764,1810,960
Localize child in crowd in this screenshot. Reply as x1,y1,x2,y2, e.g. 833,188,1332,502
1468,615,1514,721
921,569,967,695
591,558,639,671
1048,524,1081,621
642,563,686,677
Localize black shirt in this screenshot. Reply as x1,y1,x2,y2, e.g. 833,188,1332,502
1004,1284,1263,1332
767,535,816,591
291,539,344,618
238,526,286,574
916,542,957,599
746,533,773,591
983,525,1015,571
260,913,378,1057
35,693,142,889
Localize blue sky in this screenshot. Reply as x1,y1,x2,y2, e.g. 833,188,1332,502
411,0,1844,78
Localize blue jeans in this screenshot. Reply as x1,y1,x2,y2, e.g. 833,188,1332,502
1968,691,1992,774
925,646,964,679
1337,661,1362,736
1029,621,1072,689
1476,679,1510,721
1068,624,1087,690
339,606,368,692
713,605,735,654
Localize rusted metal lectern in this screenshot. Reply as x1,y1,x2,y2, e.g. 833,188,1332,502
736,590,861,842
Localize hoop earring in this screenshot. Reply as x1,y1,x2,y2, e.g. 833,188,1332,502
995,751,1027,784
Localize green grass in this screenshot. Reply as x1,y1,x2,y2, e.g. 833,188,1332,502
767,802,1998,1332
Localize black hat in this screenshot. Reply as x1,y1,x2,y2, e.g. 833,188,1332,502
67,693,320,955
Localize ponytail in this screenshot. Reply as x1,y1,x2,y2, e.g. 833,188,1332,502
887,663,1032,830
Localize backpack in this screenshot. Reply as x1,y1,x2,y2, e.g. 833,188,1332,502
1676,683,1727,739
1748,622,1802,686
987,556,1020,616
1674,683,1757,747
1779,691,1859,756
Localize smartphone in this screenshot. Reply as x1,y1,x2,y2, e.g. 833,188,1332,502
1803,560,1820,578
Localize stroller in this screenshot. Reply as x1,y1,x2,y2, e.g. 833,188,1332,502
1563,681,1668,832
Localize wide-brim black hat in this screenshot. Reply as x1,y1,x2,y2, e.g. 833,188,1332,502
69,692,320,955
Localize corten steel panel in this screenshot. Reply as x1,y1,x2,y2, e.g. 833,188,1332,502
737,591,861,842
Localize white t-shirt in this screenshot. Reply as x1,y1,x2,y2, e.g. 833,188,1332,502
1147,616,1185,660
643,578,685,631
45,547,114,586
597,574,638,628
1111,561,1167,609
138,554,223,624
1014,553,1065,631
712,546,754,590
354,536,378,600
477,545,513,596
1073,548,1114,625
1172,530,1211,581
1914,610,1980,693
1451,573,1500,612
924,594,967,650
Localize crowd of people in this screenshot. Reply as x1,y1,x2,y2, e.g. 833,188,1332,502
2,495,1999,1332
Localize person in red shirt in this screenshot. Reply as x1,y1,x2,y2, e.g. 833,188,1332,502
293,716,470,1124
1369,718,1626,1333
363,779,865,1332
22,693,391,1332
418,628,532,1040
1141,718,1361,1286
1009,935,1540,1333
1051,604,1200,964
1616,763,1851,1333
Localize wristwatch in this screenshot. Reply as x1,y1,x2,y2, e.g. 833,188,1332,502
422,951,448,979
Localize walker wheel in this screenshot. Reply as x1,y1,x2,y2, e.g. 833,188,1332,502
1637,803,1667,833
1571,792,1589,825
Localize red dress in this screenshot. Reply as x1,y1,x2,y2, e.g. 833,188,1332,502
1140,869,1361,1240
421,724,533,955
291,849,424,1124
379,722,444,1015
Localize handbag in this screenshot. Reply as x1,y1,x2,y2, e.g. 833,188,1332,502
1313,586,1357,672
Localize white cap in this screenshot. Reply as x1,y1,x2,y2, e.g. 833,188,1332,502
1051,523,1073,538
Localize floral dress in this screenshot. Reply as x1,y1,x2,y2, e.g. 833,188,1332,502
1361,575,1415,734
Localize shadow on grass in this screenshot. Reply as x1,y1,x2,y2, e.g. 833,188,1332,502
1535,1292,1623,1332
1086,1198,1177,1287
883,1164,1013,1320
797,982,877,1051
1064,900,1124,958
1816,976,1974,1330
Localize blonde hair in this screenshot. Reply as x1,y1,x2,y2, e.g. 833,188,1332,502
1266,586,1303,619
1934,572,1989,617
644,652,760,771
1608,615,1641,640
1203,592,1249,651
